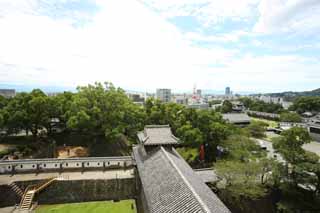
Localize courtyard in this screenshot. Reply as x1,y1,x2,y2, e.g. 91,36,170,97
36,200,137,213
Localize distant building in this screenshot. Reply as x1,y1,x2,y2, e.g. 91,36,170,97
222,113,251,126
0,89,16,98
173,95,188,105
128,94,144,102
47,92,61,97
156,88,171,103
187,103,209,109
225,87,231,96
231,101,245,112
196,89,202,97
258,95,293,109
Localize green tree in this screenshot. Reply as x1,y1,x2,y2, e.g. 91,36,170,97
3,92,32,135
289,96,320,113
27,89,50,137
221,100,233,113
66,82,145,142
245,120,268,138
280,112,302,122
273,127,311,165
221,135,265,161
176,122,203,147
215,160,268,199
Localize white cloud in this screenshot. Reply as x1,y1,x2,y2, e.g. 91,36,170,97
185,30,250,43
254,0,320,34
0,0,319,93
0,0,237,91
206,54,320,92
141,0,259,26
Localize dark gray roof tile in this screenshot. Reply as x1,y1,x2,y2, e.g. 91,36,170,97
133,146,230,213
137,125,179,146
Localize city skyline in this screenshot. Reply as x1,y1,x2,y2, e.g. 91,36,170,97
0,0,319,92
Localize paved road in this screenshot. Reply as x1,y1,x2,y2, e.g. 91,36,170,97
255,137,320,164
254,138,285,163
0,169,134,185
303,142,320,156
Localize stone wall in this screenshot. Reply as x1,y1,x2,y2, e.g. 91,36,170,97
0,178,136,207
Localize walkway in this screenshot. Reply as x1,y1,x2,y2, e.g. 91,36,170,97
0,169,134,185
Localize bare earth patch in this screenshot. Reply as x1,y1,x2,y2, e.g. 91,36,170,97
57,146,89,158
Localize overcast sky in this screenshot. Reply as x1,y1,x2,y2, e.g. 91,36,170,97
0,0,319,93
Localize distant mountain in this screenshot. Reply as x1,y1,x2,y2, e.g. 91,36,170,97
0,84,76,93
261,88,320,101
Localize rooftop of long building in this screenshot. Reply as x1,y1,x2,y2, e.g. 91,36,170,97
133,145,230,213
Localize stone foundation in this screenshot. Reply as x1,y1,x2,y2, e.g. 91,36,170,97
0,178,136,207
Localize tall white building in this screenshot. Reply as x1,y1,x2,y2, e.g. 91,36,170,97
225,87,231,96
156,88,171,103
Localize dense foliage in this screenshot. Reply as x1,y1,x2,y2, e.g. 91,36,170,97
245,120,268,138
239,97,283,113
272,127,320,211
215,126,320,212
0,83,230,161
145,97,231,161
289,96,320,113
279,112,302,122
0,82,145,143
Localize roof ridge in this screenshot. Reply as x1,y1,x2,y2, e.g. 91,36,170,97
159,147,211,213
145,124,170,128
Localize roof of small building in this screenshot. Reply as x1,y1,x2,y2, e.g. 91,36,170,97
137,125,180,146
222,113,251,124
133,146,230,213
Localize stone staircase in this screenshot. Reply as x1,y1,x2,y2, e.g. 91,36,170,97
19,176,64,211
20,191,35,211
9,182,24,198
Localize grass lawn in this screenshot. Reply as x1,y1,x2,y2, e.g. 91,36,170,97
251,117,279,128
36,200,137,213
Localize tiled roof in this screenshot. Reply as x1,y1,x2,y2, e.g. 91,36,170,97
222,113,251,124
137,125,179,146
133,146,230,213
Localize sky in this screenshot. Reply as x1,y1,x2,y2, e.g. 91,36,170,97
0,0,319,93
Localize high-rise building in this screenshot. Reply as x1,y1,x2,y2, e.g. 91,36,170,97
196,89,202,97
225,87,231,96
156,88,171,103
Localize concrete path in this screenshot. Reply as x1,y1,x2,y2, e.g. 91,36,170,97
0,206,16,213
254,138,285,163
303,141,320,156
0,169,134,185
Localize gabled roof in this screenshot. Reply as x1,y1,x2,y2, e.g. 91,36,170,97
137,125,179,146
222,113,251,124
133,146,230,213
